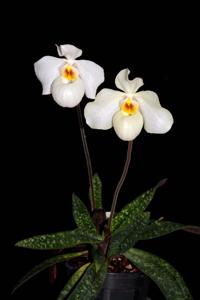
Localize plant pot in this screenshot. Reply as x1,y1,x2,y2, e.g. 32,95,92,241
96,272,150,300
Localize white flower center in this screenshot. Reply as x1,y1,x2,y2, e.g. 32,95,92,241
120,97,139,116
61,64,78,81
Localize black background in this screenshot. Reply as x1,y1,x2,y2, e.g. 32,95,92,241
6,2,199,299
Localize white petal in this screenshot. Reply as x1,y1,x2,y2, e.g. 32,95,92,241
113,111,143,141
115,69,144,93
56,44,82,59
34,56,66,95
51,76,85,107
135,91,174,133
84,89,124,129
76,60,104,99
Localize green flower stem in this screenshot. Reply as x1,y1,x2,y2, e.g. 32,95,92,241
76,104,95,211
108,141,133,230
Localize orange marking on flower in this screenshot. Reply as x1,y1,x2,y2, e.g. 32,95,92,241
120,98,139,115
62,65,78,81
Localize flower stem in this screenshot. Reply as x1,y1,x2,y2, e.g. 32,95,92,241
108,141,133,230
76,104,95,211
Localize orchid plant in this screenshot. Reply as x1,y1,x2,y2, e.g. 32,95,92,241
13,44,199,300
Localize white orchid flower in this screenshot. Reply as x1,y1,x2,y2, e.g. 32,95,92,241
34,44,104,107
84,69,173,141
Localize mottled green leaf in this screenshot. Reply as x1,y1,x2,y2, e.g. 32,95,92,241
12,251,87,294
89,173,103,209
111,179,166,232
111,189,154,232
109,219,186,257
92,246,105,272
68,261,107,300
89,262,107,299
141,221,186,240
124,248,193,300
72,194,96,232
67,263,96,299
57,263,90,300
15,229,102,250
108,212,150,257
